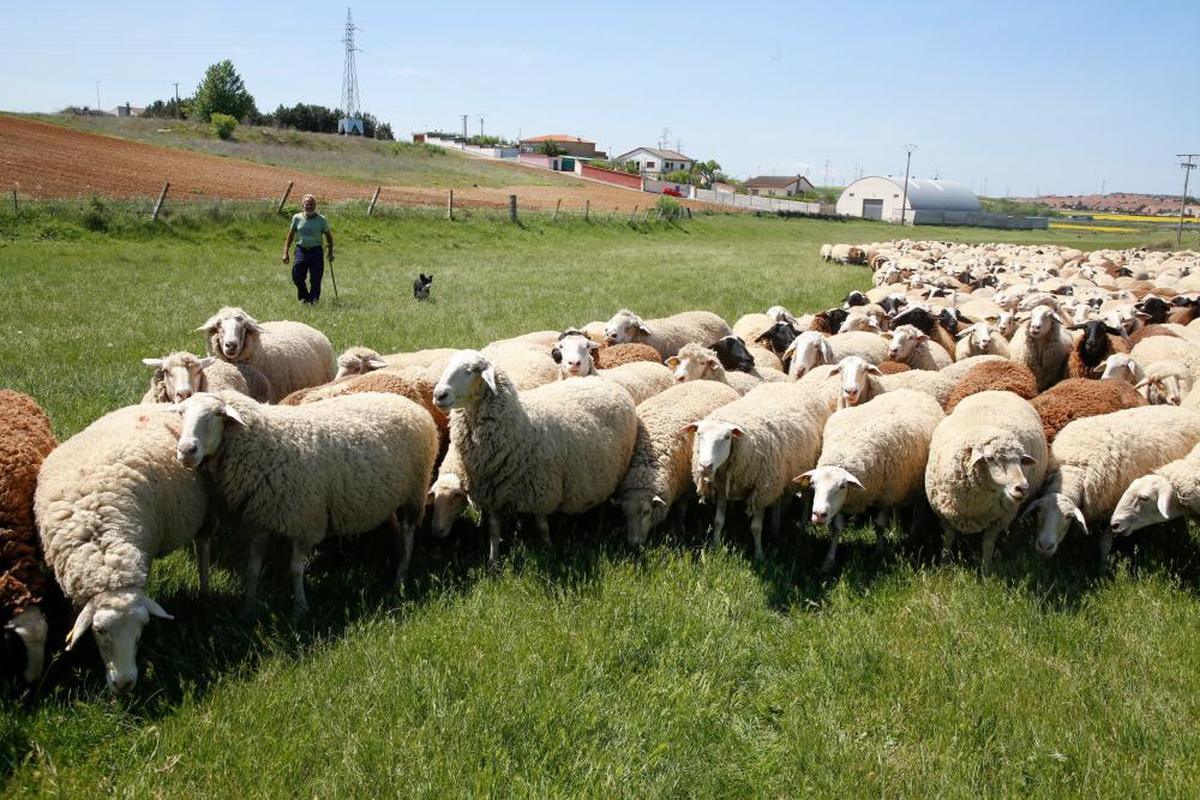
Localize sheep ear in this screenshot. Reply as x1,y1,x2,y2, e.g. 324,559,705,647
222,404,247,427
1072,506,1088,535
829,365,842,375
196,315,220,332
65,599,95,651
198,357,217,370
637,324,653,337
666,356,679,368
142,357,164,368
880,332,893,340
550,347,562,364
955,328,972,339
970,448,988,468
915,333,928,343
780,341,797,358
587,341,601,353
729,426,745,439
651,495,666,507
1019,453,1038,466
1158,485,1177,519
868,365,883,375
1134,379,1151,390
142,596,174,621
481,364,498,394
680,422,699,434
844,473,866,492
793,470,815,487
1135,311,1151,321
366,358,388,369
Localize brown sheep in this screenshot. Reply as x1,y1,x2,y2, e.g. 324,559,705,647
0,390,59,683
1030,378,1146,445
1064,321,1130,379
1128,324,1182,346
943,361,1039,414
594,342,663,369
876,361,911,375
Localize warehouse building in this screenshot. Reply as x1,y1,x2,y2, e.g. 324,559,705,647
836,176,1046,229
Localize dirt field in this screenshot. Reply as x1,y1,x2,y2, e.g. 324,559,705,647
0,115,689,213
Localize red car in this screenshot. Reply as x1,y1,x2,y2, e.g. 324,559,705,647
661,186,683,197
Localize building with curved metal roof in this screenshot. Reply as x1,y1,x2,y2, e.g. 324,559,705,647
836,176,981,223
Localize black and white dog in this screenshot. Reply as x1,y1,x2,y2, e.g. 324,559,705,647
413,273,433,301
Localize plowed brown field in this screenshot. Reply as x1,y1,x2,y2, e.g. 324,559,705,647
0,115,693,212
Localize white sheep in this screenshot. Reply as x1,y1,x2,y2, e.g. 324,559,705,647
1137,360,1193,406
551,331,674,403
433,351,638,562
619,381,741,547
1110,442,1200,536
334,346,389,380
796,389,945,570
479,340,561,391
199,307,334,398
924,391,1048,572
428,439,473,540
35,404,215,690
827,356,954,409
884,324,953,370
826,331,890,365
141,351,273,403
172,390,438,613
668,342,785,395
1008,305,1075,390
603,309,732,359
954,323,1010,360
783,331,834,379
1096,353,1146,384
1022,405,1200,563
1130,336,1200,383
687,382,832,561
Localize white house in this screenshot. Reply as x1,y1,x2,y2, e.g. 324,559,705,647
612,147,694,179
743,175,815,197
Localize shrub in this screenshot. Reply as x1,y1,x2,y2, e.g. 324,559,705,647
211,113,238,140
655,196,682,219
81,196,110,232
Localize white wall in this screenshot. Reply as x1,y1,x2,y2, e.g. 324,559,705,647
836,177,907,219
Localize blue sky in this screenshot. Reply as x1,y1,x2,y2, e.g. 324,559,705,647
5,1,1197,196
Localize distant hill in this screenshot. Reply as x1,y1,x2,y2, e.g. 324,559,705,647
1026,192,1196,216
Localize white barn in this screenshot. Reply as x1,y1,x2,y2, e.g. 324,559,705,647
836,177,980,224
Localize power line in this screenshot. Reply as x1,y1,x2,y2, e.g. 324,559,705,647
338,7,362,135
1178,153,1198,246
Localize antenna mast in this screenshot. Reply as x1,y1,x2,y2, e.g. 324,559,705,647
338,8,363,135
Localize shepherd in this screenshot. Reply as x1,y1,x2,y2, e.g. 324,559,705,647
282,194,334,305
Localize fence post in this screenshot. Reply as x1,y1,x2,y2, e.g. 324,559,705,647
447,190,454,221
151,181,170,221
553,198,561,221
686,207,693,220
10,188,16,215
630,204,639,221
584,199,589,221
508,194,517,223
367,186,381,215
276,181,294,214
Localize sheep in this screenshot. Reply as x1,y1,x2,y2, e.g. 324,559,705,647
746,344,785,373
668,343,785,395
334,346,388,380
795,389,945,571
1008,305,1074,390
428,440,473,540
889,306,958,359
479,341,561,391
333,346,458,382
1130,335,1200,382
687,382,832,561
826,331,890,365
954,323,1010,360
1030,377,1146,445
1064,319,1130,379
837,307,883,334
550,332,673,403
924,391,1048,571
783,331,834,379
707,335,757,372
1110,442,1200,536
1137,360,1193,406
1096,353,1146,385
943,360,1039,414
35,404,214,690
827,356,955,409
1022,406,1200,563
884,324,953,370
731,313,774,344
0,391,58,683
283,367,450,461
199,307,335,399
619,381,741,547
594,342,663,369
433,351,638,562
808,308,850,335
141,351,273,404
172,390,437,613
603,309,732,359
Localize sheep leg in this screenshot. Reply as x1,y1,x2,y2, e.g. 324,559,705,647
535,514,552,548
980,524,1002,575
242,531,269,613
670,500,688,534
196,510,217,594
770,499,784,538
940,525,957,560
872,509,890,555
289,540,311,615
750,507,766,562
390,512,414,588
487,512,503,565
821,515,845,573
710,496,728,549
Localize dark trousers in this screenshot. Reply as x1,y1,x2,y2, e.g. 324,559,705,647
292,246,324,303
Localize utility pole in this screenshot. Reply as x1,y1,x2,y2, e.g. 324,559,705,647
478,115,485,138
173,82,180,118
94,81,101,112
1178,154,1198,246
460,114,468,148
824,159,831,187
899,144,916,226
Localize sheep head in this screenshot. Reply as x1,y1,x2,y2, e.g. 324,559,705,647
604,309,651,345
551,332,599,378
794,466,864,525
66,589,173,692
143,352,215,403
829,356,881,408
433,350,498,410
668,344,722,384
198,307,264,361
1110,475,1179,536
170,392,247,468
1021,493,1087,557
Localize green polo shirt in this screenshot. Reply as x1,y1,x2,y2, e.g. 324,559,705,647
291,213,330,248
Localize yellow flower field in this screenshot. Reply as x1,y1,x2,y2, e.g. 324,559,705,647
1091,212,1194,224
1047,222,1140,233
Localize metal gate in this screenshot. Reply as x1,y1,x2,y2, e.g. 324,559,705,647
862,199,883,220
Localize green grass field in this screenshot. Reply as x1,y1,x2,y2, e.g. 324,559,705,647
20,113,575,189
4,203,1200,796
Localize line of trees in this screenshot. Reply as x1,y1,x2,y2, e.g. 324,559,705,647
141,59,394,140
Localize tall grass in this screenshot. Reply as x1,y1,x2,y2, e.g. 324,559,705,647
3,209,1200,796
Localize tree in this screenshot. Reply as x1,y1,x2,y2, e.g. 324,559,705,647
192,60,257,122
538,141,566,157
143,96,193,119
694,160,722,189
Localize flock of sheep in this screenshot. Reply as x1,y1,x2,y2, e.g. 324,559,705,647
6,239,1200,692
